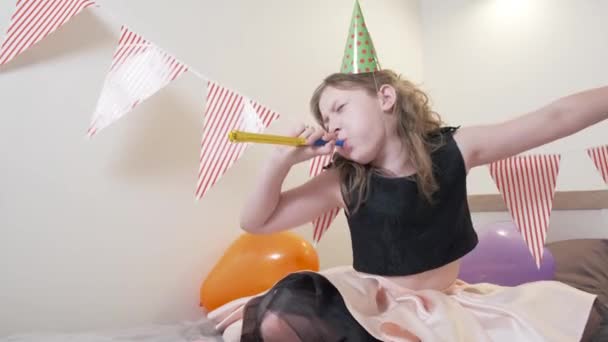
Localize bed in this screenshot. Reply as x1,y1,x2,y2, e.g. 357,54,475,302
3,238,607,342
546,238,608,341
1,316,224,342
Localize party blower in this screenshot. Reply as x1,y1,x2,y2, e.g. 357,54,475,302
228,130,344,147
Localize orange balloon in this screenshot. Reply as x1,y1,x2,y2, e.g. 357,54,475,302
200,231,319,311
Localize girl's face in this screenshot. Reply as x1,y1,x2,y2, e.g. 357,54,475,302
317,84,398,164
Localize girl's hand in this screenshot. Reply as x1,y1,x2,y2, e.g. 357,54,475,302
272,123,337,165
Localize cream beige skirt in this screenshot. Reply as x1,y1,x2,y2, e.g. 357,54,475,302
207,265,596,341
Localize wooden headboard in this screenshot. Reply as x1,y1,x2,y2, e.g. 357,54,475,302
468,189,608,212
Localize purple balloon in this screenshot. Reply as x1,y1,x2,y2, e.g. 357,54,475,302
459,221,555,286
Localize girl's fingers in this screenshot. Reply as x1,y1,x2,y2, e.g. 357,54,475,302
322,131,337,142
290,123,307,137
299,125,316,139
320,140,335,154
306,128,326,145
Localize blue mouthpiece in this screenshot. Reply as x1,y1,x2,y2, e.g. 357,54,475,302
313,139,344,147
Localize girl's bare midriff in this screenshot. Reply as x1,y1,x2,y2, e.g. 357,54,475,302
366,259,462,291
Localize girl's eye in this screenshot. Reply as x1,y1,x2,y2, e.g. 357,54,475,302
337,104,345,112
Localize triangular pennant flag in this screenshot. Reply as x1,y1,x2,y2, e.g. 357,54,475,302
586,145,608,184
309,153,341,244
0,0,96,66
88,25,188,136
488,154,561,268
195,82,279,200
340,0,381,74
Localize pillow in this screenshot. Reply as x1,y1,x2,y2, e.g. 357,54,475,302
546,239,608,308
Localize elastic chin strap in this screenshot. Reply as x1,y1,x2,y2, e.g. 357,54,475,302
372,70,380,93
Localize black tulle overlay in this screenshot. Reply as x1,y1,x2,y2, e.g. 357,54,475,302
239,271,380,342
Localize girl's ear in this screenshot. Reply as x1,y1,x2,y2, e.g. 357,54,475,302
377,84,397,112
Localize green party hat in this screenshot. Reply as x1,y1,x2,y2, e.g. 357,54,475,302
341,0,381,74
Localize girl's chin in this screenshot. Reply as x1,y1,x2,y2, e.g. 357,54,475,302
335,149,351,159
337,151,368,164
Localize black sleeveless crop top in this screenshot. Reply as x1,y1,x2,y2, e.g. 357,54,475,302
344,127,478,276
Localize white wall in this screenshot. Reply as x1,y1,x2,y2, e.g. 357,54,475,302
0,0,423,336
420,0,608,195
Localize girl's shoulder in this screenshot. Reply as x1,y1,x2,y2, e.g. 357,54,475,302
426,126,461,150
428,125,461,139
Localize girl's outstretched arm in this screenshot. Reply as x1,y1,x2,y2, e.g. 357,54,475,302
455,86,608,170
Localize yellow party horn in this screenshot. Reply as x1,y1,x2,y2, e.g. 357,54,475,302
228,130,344,147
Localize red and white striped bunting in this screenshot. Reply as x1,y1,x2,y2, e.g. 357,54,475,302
309,153,340,244
0,0,96,66
489,154,561,268
195,81,279,200
586,145,608,185
88,26,188,136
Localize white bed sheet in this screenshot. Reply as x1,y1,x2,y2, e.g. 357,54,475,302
1,317,223,342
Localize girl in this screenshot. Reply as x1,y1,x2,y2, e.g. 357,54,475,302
208,69,607,341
